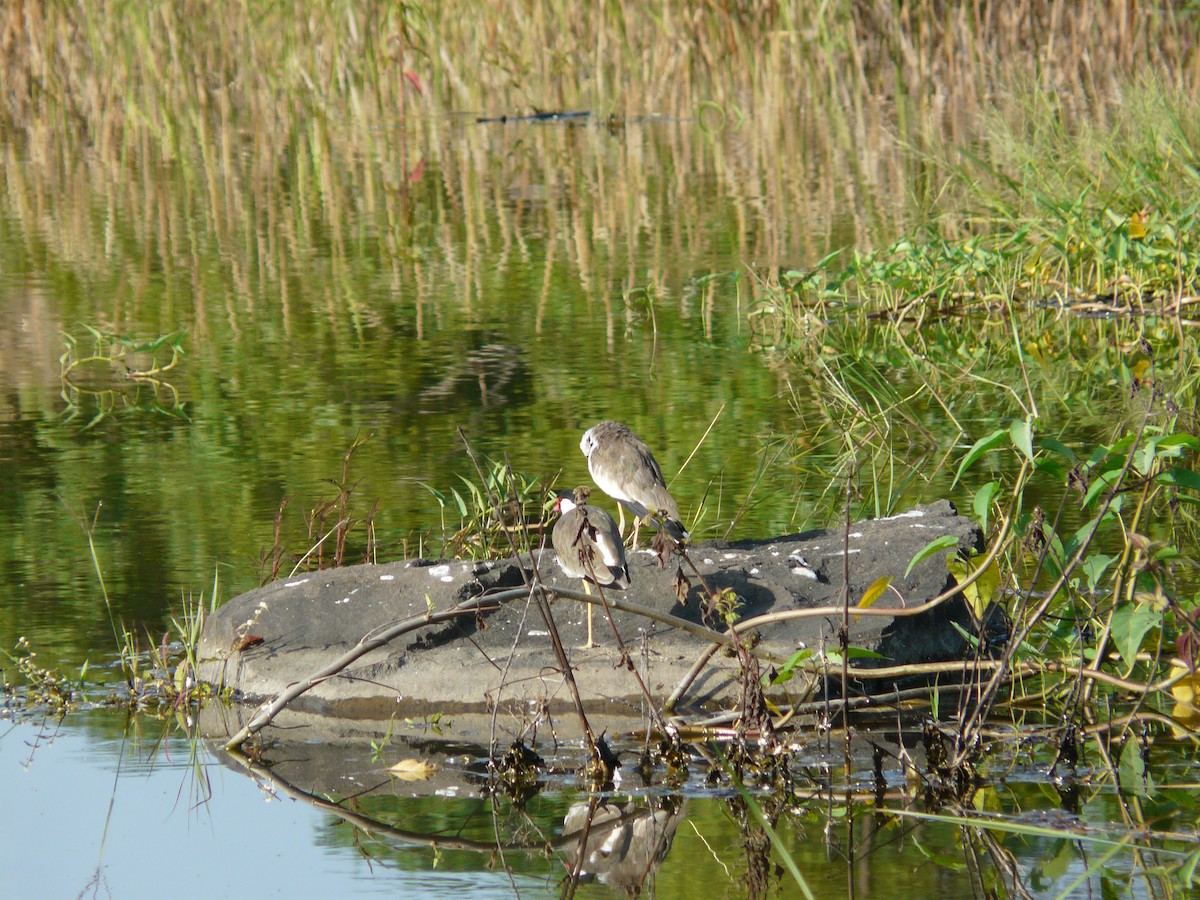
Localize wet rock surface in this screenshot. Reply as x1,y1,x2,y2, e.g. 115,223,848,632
197,501,983,733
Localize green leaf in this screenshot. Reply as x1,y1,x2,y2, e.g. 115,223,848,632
1080,553,1116,593
1038,437,1077,462
1109,601,1160,675
1180,847,1200,889
844,646,885,659
1153,544,1183,562
1009,418,1035,463
1033,457,1066,481
1135,441,1156,477
1154,432,1200,451
1063,513,1105,560
1037,840,1077,882
905,534,960,578
973,481,1001,531
769,648,813,685
418,482,447,507
1118,737,1154,798
1156,466,1200,492
952,429,1007,488
1081,468,1123,509
824,646,886,666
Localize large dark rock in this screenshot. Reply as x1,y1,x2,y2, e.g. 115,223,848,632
197,501,983,735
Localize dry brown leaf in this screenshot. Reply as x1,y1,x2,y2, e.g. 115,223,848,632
388,758,438,781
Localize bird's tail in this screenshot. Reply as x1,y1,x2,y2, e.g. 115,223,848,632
661,516,689,544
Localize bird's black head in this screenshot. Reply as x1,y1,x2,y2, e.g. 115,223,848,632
553,486,591,514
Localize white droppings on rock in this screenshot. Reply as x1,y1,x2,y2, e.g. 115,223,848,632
771,551,780,557
427,564,451,578
527,630,549,637
285,578,310,588
379,574,395,581
722,552,739,560
749,567,760,576
703,558,715,565
440,575,455,583
882,508,926,520
335,596,351,605
791,566,817,579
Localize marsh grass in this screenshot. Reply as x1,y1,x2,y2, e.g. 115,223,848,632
421,460,553,560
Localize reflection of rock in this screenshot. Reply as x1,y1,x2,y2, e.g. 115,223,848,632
562,798,684,891
418,343,528,410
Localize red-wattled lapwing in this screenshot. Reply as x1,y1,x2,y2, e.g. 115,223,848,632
553,488,630,649
580,421,688,549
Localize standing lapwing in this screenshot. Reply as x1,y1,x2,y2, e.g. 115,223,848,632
579,421,688,549
552,488,630,649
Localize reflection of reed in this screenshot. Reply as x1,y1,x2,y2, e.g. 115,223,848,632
3,2,1192,352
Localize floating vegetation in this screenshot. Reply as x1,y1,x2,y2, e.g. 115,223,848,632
59,327,188,428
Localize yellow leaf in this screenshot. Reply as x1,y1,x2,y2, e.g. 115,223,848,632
858,576,891,608
947,554,1001,621
972,785,1002,813
1170,664,1200,708
388,758,438,781
1129,209,1148,241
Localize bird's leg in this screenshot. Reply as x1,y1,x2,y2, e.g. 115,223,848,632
616,504,627,538
579,581,596,650
630,515,642,551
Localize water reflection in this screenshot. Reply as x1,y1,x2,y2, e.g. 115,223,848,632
5,706,1195,897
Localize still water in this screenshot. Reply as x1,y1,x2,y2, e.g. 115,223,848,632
5,711,1169,899
1,714,546,897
